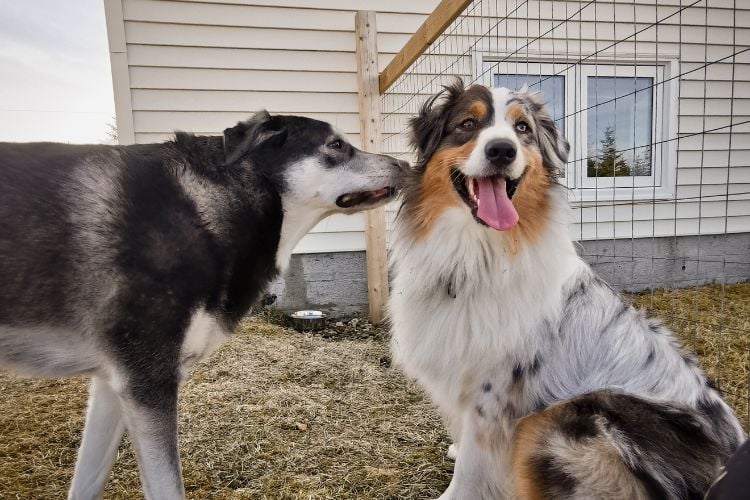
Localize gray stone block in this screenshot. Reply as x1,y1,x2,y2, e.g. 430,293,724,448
268,234,750,314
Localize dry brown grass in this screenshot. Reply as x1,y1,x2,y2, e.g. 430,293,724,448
1,283,748,499
0,319,451,499
629,282,750,427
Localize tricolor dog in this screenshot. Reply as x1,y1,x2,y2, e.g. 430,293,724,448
0,111,403,499
389,81,745,499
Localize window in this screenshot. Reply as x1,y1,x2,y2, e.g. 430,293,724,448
587,76,653,178
494,74,566,133
476,57,677,200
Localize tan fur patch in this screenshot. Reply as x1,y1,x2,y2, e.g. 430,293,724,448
470,100,488,120
506,103,529,125
511,402,650,500
504,145,551,254
415,142,476,240
511,409,556,500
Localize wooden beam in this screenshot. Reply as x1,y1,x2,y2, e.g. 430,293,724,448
379,0,474,93
355,11,389,324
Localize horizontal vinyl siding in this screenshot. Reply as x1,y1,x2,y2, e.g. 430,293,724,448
144,0,438,14
112,0,439,253
381,0,750,242
108,0,750,249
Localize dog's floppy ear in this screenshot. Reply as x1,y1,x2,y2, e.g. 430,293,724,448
409,78,465,165
223,110,288,164
525,92,570,178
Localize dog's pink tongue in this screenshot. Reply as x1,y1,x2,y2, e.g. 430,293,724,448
476,177,519,231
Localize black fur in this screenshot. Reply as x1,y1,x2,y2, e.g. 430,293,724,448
554,391,730,499
0,111,403,496
527,454,579,498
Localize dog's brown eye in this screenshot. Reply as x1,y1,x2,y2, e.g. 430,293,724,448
328,140,342,150
515,121,529,133
460,119,477,130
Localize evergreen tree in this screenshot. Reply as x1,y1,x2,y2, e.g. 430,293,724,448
632,148,652,176
588,125,630,177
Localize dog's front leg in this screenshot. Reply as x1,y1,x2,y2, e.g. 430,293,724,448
120,380,184,500
68,376,125,500
439,427,513,500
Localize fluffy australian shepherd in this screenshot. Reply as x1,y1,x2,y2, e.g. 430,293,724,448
389,81,745,499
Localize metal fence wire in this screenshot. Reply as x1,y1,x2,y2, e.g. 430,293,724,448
381,0,750,427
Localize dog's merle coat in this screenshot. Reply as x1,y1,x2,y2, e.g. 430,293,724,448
0,111,401,499
389,82,745,499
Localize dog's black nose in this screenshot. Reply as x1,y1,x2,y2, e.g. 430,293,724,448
485,139,516,166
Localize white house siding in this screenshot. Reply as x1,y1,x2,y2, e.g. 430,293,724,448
379,0,750,245
104,0,750,307
104,0,440,254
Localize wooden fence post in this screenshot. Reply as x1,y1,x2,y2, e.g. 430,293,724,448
355,11,389,324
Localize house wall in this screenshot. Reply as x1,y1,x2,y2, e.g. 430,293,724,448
103,0,439,255
380,0,750,242
104,0,750,314
265,232,750,317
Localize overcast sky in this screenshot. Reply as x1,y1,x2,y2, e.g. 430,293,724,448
0,0,115,144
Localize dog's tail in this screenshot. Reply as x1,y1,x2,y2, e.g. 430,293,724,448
511,390,737,500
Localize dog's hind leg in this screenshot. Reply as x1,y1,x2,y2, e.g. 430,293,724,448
511,391,729,500
68,376,125,500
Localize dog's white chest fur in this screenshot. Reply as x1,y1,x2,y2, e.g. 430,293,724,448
390,206,580,423
180,309,227,372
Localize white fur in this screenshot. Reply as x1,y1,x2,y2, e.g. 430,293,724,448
276,197,331,272
179,308,228,378
390,188,580,439
390,178,741,497
69,377,125,500
277,152,400,271
275,157,339,270
462,88,527,180
0,325,102,378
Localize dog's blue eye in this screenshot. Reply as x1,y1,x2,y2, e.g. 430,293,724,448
516,121,529,133
329,140,343,150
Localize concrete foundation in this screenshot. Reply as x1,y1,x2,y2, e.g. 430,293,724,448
267,233,750,316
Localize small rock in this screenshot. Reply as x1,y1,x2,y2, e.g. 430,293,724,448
295,422,308,432
335,321,344,327
350,318,359,327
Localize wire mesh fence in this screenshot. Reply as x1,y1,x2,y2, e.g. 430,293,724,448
381,0,750,426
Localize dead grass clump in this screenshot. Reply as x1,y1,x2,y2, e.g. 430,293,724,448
0,283,747,498
629,283,750,427
0,318,452,499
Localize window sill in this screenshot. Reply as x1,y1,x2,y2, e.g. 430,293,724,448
566,186,675,205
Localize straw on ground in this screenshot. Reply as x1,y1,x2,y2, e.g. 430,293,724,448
1,283,748,499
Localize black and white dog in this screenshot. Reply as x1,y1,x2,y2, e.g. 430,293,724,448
0,111,402,499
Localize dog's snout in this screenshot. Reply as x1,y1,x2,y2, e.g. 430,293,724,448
485,139,516,166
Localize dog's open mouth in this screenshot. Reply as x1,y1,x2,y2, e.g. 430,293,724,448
336,186,397,209
451,169,520,231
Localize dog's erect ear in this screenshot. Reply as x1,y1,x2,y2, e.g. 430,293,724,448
223,110,288,164
409,78,465,165
525,92,570,178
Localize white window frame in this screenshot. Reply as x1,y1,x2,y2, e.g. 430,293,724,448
474,52,680,202
579,64,662,190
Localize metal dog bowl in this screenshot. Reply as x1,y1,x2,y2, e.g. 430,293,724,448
288,310,327,331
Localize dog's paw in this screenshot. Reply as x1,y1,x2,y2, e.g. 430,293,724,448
447,443,458,460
